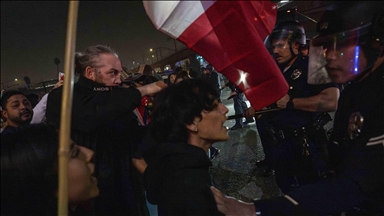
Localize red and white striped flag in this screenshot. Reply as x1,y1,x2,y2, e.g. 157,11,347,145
143,0,288,110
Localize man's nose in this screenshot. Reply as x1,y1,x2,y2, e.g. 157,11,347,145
325,49,337,61
115,76,122,85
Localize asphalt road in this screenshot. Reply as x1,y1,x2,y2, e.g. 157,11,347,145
210,88,283,202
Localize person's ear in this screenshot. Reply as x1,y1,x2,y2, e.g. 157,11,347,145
186,118,200,132
1,110,8,120
85,66,95,80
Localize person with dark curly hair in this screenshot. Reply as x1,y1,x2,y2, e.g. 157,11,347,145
142,79,228,215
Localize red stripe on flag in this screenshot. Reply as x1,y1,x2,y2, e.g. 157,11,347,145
178,1,288,110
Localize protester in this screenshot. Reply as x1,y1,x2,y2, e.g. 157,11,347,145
142,79,228,215
222,80,254,130
45,45,166,216
245,20,339,192
189,67,199,79
167,72,177,86
1,123,98,215
1,90,33,133
211,2,384,215
174,70,191,83
201,64,222,103
31,80,63,124
26,93,40,108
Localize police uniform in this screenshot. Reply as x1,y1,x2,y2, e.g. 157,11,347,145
253,62,384,215
257,54,337,193
46,76,149,216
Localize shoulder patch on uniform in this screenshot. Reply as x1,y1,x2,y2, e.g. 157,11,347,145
366,134,384,146
291,69,302,80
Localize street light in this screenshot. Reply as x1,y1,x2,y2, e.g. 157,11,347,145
1,78,18,90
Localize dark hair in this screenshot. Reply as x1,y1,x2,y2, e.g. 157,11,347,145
74,45,118,76
148,78,219,143
167,72,177,85
1,90,27,110
175,70,191,82
175,67,183,74
1,123,59,215
26,93,40,108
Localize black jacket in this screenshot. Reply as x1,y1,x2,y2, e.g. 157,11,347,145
45,76,148,216
143,142,224,216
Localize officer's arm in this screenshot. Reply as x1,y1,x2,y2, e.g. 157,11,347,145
278,87,339,112
136,80,167,97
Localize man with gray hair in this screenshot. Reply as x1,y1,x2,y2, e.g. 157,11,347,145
46,45,166,216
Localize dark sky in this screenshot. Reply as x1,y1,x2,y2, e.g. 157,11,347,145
1,1,184,87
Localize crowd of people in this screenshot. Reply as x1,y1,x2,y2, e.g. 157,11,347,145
1,1,383,215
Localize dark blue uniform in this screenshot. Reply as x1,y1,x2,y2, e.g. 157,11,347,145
257,54,337,193
254,62,384,215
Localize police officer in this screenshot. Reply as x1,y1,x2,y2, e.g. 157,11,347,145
246,20,339,193
211,2,384,215
45,45,166,215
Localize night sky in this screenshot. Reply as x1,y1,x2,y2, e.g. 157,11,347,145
1,1,184,87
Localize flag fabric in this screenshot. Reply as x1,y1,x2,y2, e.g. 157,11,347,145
143,0,288,110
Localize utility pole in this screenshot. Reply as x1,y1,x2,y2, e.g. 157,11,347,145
54,57,60,74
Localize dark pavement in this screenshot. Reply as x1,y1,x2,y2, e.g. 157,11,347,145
210,88,283,202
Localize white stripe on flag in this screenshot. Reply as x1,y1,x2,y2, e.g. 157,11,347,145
144,1,215,38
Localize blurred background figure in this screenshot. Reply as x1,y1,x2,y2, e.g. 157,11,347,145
1,123,99,215
174,70,191,83
167,72,177,86
201,64,222,103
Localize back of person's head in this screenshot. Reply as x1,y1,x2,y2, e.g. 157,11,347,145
26,93,40,108
1,123,59,215
74,45,118,77
148,78,219,143
175,70,191,83
142,64,155,76
1,90,27,110
175,67,183,74
205,64,214,73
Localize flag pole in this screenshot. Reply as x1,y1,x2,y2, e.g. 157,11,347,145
58,1,79,215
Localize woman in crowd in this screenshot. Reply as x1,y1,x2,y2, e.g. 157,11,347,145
1,123,99,215
142,79,228,215
167,72,177,85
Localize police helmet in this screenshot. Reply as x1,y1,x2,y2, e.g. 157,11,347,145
265,21,306,49
312,2,384,47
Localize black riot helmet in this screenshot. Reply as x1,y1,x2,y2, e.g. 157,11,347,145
265,21,306,51
312,2,384,76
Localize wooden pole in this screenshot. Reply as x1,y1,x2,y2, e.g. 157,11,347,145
58,1,79,215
